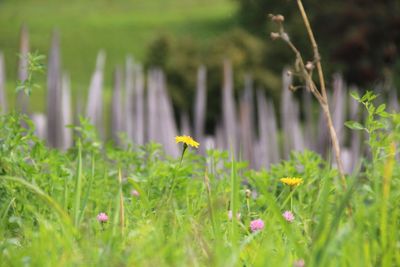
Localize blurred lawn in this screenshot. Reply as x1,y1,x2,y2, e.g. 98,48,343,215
0,0,237,111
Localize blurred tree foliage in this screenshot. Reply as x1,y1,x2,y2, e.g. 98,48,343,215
145,29,280,131
235,0,400,88
145,1,400,131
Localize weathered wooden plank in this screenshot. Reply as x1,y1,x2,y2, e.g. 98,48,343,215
86,51,106,138
111,66,124,145
317,92,331,156
0,52,6,113
389,88,399,113
32,113,47,140
215,123,224,152
347,87,362,173
203,136,216,173
255,89,270,169
266,98,280,165
46,31,63,148
281,68,304,158
222,60,237,155
134,64,145,145
303,89,316,151
146,69,158,143
194,65,207,143
239,74,254,167
331,73,346,146
125,56,135,142
61,73,72,150
180,112,191,136
256,89,282,168
17,25,29,114
157,70,179,157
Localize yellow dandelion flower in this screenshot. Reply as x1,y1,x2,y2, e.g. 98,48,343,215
175,135,200,148
280,177,303,187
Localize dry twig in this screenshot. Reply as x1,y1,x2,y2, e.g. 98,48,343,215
269,1,347,191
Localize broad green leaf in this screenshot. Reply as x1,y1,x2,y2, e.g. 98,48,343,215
350,91,360,101
344,121,364,130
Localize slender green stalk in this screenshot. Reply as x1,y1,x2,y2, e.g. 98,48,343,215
112,188,121,237
118,169,125,234
2,176,73,229
380,142,395,260
204,169,216,236
73,139,83,227
63,172,69,211
0,197,15,225
230,154,239,247
78,154,95,224
179,144,188,167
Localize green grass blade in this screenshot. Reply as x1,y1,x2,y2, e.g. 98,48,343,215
78,154,95,224
73,139,83,227
1,176,73,229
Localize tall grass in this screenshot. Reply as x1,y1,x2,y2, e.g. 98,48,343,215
0,93,398,266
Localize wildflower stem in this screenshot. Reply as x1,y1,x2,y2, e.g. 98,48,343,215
73,139,83,228
380,142,395,252
274,0,347,190
179,144,187,167
118,169,125,234
204,169,217,237
290,189,293,212
230,156,239,247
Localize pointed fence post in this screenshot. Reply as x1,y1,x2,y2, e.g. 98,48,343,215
194,65,207,146
317,92,331,156
215,123,225,152
347,87,362,173
17,25,29,114
86,51,106,138
239,74,255,167
256,89,279,168
32,113,47,140
111,66,124,145
331,73,347,147
281,68,304,158
0,52,6,113
222,60,237,155
157,69,179,157
147,69,158,143
61,73,72,150
389,88,399,113
47,31,63,148
303,89,316,151
134,64,145,145
266,99,280,164
256,89,270,169
180,112,191,136
125,56,135,142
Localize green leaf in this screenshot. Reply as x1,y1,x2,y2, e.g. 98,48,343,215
376,104,386,114
350,91,360,101
344,121,364,130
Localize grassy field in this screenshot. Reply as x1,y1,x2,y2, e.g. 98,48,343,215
0,0,236,89
0,91,399,266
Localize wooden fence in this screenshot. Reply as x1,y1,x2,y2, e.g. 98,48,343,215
0,29,399,172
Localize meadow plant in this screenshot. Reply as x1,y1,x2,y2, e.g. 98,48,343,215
0,93,398,266
97,212,108,223
131,189,140,197
250,219,265,232
282,211,295,223
269,0,348,189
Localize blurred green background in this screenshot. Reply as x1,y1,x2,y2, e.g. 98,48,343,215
0,0,236,87
0,0,399,126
